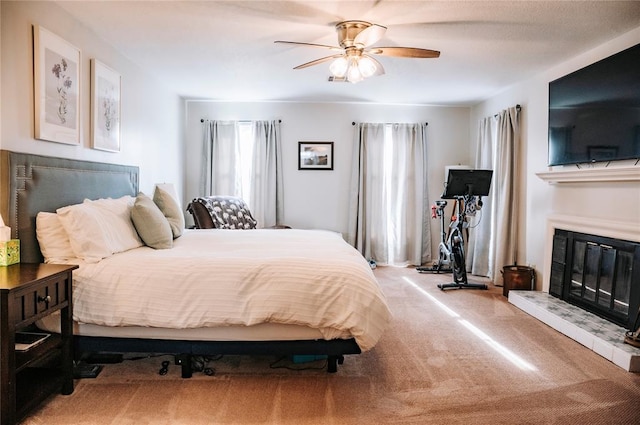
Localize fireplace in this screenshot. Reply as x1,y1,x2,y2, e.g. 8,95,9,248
509,214,640,371
549,229,640,329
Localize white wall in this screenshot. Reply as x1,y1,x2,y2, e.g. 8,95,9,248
0,1,184,196
471,27,640,288
186,101,470,255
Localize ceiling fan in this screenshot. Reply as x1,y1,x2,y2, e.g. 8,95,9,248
274,20,440,83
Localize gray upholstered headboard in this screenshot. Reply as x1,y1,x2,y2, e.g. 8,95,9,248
0,150,139,263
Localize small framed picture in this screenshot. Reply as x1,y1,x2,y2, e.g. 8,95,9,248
91,59,121,152
298,142,334,170
33,25,81,145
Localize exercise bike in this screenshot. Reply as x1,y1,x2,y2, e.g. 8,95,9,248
419,169,493,290
416,200,453,274
436,195,487,290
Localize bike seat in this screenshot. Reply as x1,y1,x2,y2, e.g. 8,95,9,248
436,200,448,207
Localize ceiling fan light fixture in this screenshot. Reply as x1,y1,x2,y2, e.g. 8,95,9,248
358,56,377,78
347,57,364,83
329,56,348,78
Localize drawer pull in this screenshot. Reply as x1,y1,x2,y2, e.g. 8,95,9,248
38,295,52,304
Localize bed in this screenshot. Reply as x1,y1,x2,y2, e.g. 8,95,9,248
0,150,391,375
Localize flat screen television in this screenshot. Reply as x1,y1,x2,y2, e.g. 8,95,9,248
548,43,640,166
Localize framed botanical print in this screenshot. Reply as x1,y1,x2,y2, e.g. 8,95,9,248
298,142,334,170
33,25,81,145
91,59,121,152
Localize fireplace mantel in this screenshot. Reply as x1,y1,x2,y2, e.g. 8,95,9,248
536,165,640,183
542,214,640,292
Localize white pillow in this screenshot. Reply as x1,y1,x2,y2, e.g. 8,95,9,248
56,196,143,262
36,212,77,264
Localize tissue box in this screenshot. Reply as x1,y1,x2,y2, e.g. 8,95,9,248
0,240,20,266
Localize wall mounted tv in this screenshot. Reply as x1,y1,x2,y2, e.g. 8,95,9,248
548,43,640,166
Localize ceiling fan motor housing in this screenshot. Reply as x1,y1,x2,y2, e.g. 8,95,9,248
335,20,373,48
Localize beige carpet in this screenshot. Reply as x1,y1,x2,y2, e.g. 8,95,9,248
21,267,640,425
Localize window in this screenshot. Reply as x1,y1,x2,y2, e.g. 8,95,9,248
348,122,429,266
202,119,283,228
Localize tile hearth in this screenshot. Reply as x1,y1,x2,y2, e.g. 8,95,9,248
509,290,640,372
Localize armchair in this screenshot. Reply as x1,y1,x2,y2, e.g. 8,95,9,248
187,196,258,229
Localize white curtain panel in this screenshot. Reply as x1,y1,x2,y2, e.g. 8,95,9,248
201,121,240,196
469,116,496,277
347,123,385,262
469,106,521,283
250,120,284,228
347,122,430,266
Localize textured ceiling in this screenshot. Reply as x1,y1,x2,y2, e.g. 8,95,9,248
55,0,640,105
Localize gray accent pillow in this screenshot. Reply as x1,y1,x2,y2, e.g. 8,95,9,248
131,192,173,249
153,186,185,238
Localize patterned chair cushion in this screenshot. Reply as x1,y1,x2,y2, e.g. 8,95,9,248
188,196,257,230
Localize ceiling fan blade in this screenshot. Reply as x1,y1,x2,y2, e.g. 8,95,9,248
367,47,440,58
293,54,344,70
274,40,343,52
353,23,387,47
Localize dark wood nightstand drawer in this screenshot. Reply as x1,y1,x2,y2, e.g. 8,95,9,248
13,275,70,325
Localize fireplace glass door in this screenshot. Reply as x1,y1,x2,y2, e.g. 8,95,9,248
551,230,639,329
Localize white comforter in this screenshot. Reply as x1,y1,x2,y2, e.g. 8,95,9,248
71,229,391,351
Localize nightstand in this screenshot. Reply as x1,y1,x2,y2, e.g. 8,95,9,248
0,263,78,425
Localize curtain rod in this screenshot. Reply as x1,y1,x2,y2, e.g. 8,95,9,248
352,122,429,126
200,119,282,123
494,104,521,118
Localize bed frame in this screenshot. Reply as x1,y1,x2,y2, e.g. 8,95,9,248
0,150,360,375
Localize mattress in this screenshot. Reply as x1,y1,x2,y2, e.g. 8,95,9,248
60,229,391,351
